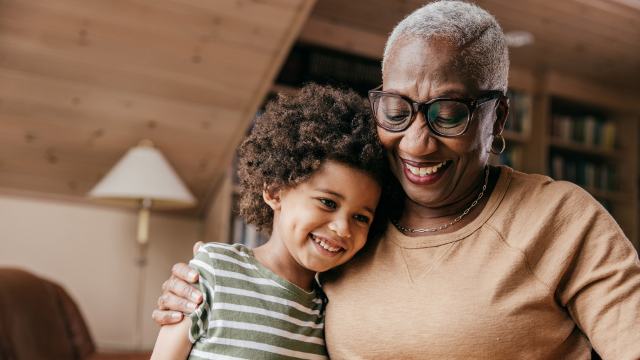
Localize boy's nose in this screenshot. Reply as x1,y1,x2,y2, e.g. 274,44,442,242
328,219,351,239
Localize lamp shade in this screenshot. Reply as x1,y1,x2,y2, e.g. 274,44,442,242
89,141,196,209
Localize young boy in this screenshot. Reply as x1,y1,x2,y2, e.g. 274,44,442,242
151,84,388,359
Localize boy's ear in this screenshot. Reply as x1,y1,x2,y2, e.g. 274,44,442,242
263,186,282,211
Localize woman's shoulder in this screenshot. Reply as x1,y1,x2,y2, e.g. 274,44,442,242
489,166,622,246
500,167,596,209
491,166,625,252
491,167,635,303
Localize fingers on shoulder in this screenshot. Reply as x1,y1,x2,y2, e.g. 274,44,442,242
193,241,204,255
172,262,199,283
151,309,183,325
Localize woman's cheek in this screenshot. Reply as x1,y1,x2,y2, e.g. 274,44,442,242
376,128,395,152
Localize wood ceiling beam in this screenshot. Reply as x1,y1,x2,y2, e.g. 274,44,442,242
300,16,386,60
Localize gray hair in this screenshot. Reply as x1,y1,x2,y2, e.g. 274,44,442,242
382,0,509,91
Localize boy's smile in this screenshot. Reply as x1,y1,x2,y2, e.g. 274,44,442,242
310,232,346,255
256,160,382,289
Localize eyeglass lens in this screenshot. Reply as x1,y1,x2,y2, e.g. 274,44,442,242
375,94,470,135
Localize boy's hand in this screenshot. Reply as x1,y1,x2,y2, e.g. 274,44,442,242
151,242,204,325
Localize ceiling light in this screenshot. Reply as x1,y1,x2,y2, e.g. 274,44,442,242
505,30,535,48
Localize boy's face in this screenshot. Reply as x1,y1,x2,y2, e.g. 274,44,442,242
267,160,381,273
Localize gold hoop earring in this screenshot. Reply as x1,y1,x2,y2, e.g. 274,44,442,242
489,134,506,155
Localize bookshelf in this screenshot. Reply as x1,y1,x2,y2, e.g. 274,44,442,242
493,75,639,248
551,96,637,246
547,98,625,211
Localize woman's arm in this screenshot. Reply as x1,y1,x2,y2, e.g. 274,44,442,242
560,225,640,359
547,187,640,359
150,318,192,360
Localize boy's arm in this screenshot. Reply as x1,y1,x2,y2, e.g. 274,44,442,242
150,317,193,360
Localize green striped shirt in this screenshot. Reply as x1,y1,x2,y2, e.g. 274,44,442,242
188,242,328,360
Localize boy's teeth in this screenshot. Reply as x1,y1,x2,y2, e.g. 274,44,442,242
312,236,341,252
406,160,448,176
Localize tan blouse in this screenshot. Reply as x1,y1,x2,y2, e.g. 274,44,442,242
322,166,640,360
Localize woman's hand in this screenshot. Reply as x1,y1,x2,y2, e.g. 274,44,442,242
151,242,204,325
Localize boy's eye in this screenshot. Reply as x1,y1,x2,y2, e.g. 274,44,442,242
319,198,337,209
354,214,370,224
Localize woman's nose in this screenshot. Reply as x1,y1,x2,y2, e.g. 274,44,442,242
400,112,437,155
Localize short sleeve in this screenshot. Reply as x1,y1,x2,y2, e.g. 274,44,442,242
187,247,217,343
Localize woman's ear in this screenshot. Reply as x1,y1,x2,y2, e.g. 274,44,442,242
263,186,282,211
493,96,510,135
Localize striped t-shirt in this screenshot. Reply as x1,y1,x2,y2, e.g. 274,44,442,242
187,242,328,360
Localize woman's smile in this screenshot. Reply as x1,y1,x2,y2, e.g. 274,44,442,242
401,159,452,185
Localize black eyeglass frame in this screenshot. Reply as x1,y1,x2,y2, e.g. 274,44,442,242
368,85,507,137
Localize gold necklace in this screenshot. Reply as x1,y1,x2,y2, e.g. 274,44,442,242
392,166,490,234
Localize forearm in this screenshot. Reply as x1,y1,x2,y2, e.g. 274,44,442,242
150,318,193,360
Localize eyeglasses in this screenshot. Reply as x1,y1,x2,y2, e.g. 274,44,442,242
368,85,506,137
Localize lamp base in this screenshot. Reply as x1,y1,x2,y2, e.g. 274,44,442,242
133,242,148,350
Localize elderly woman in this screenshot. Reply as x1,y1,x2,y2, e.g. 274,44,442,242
153,1,640,359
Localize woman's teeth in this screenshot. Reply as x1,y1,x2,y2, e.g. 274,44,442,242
311,235,342,253
405,160,448,176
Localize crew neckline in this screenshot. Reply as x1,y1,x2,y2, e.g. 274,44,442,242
244,246,320,301
388,165,513,249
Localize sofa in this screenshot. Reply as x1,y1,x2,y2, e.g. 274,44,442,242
0,268,150,360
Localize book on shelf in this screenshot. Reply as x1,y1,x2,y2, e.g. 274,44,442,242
549,154,616,191
549,154,618,213
602,122,616,150
551,115,617,150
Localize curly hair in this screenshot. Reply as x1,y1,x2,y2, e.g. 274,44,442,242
237,83,389,237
